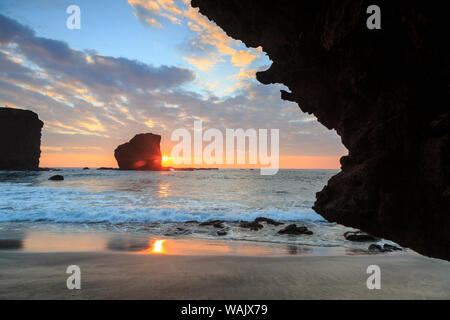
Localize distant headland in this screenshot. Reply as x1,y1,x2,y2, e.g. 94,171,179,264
0,107,43,171
0,107,217,172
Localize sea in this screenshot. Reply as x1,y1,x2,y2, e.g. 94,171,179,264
0,169,397,252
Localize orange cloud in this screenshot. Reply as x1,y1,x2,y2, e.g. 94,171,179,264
230,50,258,67
77,117,107,133
237,68,257,80
183,55,219,71
128,0,260,70
128,0,181,27
46,120,109,137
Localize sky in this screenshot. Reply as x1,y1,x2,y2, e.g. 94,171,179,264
0,0,347,169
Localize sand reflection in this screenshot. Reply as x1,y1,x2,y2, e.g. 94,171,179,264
2,229,338,256
135,238,310,256
22,232,107,252
107,236,149,252
137,238,232,255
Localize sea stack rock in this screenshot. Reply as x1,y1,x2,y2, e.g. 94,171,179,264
192,1,449,260
0,108,43,170
114,133,163,170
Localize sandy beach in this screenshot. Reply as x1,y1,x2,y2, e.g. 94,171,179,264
0,229,449,300
0,0,448,305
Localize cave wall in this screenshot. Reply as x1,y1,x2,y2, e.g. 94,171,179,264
0,108,43,170
191,0,449,260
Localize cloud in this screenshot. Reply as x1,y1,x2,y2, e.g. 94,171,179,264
0,13,346,167
128,0,261,71
0,13,194,142
230,51,258,68
0,14,195,92
128,0,182,28
183,54,218,71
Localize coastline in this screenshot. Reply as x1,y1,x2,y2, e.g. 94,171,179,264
0,227,449,299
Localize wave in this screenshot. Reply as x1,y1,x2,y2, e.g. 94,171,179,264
0,207,325,224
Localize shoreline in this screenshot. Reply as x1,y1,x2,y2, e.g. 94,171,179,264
0,223,374,256
0,221,403,256
0,227,449,299
1,250,449,299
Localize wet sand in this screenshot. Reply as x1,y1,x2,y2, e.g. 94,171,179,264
0,230,449,299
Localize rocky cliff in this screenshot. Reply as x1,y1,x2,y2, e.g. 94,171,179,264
0,108,43,170
114,133,163,170
191,0,449,260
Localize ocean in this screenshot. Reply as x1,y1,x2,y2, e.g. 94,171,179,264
0,169,390,251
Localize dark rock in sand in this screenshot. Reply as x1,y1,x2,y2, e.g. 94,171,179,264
164,227,192,236
344,231,377,242
114,133,163,171
254,217,283,226
369,244,384,252
185,220,199,224
383,244,402,252
200,220,225,228
213,222,225,228
278,224,313,235
368,243,402,253
240,221,264,231
49,175,64,181
0,239,23,250
0,108,43,170
217,230,228,236
191,0,450,262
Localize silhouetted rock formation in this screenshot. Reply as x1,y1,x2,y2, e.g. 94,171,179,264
278,224,313,235
344,231,377,242
368,243,402,253
48,175,64,181
0,108,43,170
255,217,283,226
200,220,225,228
114,133,163,170
192,0,449,260
239,221,264,231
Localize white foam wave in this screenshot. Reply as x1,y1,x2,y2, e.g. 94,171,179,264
0,207,325,223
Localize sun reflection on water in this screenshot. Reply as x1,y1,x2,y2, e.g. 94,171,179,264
156,182,171,198
151,239,165,253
